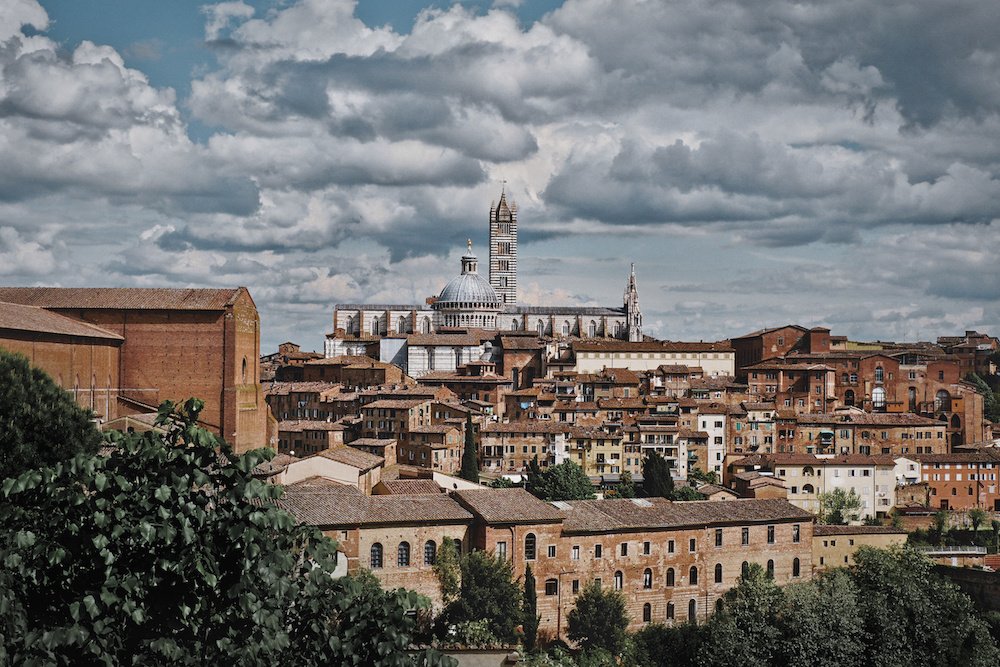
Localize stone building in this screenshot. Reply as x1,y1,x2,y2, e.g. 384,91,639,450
812,525,907,571
0,287,267,451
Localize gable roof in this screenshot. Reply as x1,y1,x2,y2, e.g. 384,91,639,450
453,488,567,524
0,301,123,341
278,488,472,527
0,287,247,311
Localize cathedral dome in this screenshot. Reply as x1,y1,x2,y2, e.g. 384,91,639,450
436,271,500,307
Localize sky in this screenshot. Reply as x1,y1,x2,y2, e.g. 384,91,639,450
2,0,1000,352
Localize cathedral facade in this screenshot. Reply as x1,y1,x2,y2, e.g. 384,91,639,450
330,192,642,345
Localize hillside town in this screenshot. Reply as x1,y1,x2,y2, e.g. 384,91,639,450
2,194,1000,654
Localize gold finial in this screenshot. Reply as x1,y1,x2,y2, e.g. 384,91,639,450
501,178,506,194
467,238,472,253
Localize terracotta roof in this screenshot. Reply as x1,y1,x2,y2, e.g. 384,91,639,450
349,438,397,448
795,412,942,427
407,332,491,346
362,399,428,410
482,421,573,435
813,525,906,536
277,420,347,432
559,498,811,534
313,446,384,471
733,453,899,467
731,325,808,340
453,488,567,524
377,479,443,495
265,381,340,396
279,489,471,527
574,340,734,353
0,301,123,341
410,424,459,434
499,336,543,350
0,287,246,310
914,450,1000,464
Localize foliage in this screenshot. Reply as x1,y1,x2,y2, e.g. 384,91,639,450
0,398,452,666
862,515,883,526
633,623,703,667
993,520,1000,552
433,537,461,608
686,467,719,486
965,373,1000,421
932,510,950,546
490,476,516,489
698,563,784,667
441,620,499,649
0,350,103,481
523,565,540,652
671,485,706,501
851,545,1000,667
775,569,866,667
641,451,674,499
527,460,596,501
616,470,637,498
459,413,479,483
567,580,629,656
818,487,863,524
968,508,988,534
441,550,522,644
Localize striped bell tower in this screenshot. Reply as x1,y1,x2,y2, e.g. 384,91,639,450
489,188,518,305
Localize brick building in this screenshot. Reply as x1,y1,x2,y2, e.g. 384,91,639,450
914,449,1000,510
0,287,267,451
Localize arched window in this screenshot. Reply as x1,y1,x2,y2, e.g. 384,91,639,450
345,315,355,333
666,568,675,586
714,563,723,583
951,413,961,429
525,533,536,560
689,566,698,585
241,358,247,383
614,571,623,590
741,561,750,577
643,603,652,623
802,483,815,494
424,540,437,565
874,366,884,383
371,317,380,335
844,389,855,407
370,543,383,569
561,321,570,336
398,542,410,567
792,557,800,577
536,320,545,335
666,602,675,620
766,559,774,579
397,317,406,334
643,568,652,589
422,316,431,334
688,599,697,623
935,389,951,412
588,321,597,337
872,387,886,410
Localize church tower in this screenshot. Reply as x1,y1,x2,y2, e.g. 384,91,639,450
624,263,642,342
489,189,517,305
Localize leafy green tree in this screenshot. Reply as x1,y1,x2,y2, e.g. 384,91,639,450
851,546,1000,667
698,563,783,667
933,509,950,546
0,398,451,666
965,373,1000,421
567,579,629,656
818,487,864,524
776,569,865,667
459,413,479,483
0,350,103,481
522,565,540,652
633,623,703,667
642,451,674,498
992,519,1000,552
442,550,522,643
433,537,461,608
968,508,988,535
490,476,516,489
616,470,637,498
671,486,706,501
527,460,595,501
687,467,719,486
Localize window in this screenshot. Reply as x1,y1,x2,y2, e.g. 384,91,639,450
792,524,800,543
766,560,774,579
667,602,675,620
643,568,653,589
496,541,507,561
614,571,623,590
688,599,697,622
572,579,580,594
715,563,723,583
643,603,652,623
545,579,558,596
689,566,698,585
547,545,556,558
666,568,675,586
741,527,749,546
370,543,384,569
398,542,410,567
741,561,750,577
525,533,536,560
793,557,801,577
643,541,651,555
689,538,696,552
767,525,775,544
668,539,675,554
875,366,884,383
424,540,437,565
621,542,628,557
594,544,602,558
572,545,580,561
715,528,723,547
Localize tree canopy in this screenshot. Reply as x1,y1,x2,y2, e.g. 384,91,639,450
0,350,103,481
641,451,673,499
441,549,522,644
818,487,863,525
0,398,451,666
567,579,629,656
527,459,595,501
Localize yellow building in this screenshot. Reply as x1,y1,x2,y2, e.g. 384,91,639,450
812,525,906,572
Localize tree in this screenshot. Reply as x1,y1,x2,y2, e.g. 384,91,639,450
851,546,1000,667
965,373,1000,421
0,398,452,666
616,470,637,498
633,623,703,667
567,579,629,656
698,563,784,667
775,569,865,667
933,509,950,546
522,565,539,652
442,550,522,644
459,413,479,483
642,451,674,499
0,350,103,481
969,508,988,535
671,486,706,501
433,537,461,608
490,477,516,489
818,488,863,525
687,467,719,486
527,460,595,501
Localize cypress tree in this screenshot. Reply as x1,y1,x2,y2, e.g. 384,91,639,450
459,412,479,483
